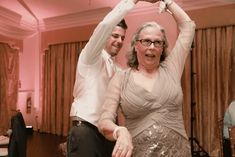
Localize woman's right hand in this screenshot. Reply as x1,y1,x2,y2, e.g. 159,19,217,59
112,127,133,157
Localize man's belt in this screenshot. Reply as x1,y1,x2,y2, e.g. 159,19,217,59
72,120,97,131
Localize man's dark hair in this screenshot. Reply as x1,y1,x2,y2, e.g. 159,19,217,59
117,19,128,30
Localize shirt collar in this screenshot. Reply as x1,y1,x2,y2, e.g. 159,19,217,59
102,49,115,61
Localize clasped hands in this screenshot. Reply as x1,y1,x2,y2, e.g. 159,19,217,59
137,0,161,3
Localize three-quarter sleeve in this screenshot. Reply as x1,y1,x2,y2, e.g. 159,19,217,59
99,71,124,123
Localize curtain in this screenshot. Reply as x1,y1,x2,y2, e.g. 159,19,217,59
188,25,235,156
0,42,19,134
40,41,87,136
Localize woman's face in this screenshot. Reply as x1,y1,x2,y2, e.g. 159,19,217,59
135,26,164,71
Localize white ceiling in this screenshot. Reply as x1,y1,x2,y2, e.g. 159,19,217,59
0,0,235,39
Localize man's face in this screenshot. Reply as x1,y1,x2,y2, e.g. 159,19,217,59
104,26,126,57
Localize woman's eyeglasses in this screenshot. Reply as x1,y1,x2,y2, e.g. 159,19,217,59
137,39,164,48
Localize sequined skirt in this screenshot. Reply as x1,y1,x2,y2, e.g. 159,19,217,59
132,124,191,157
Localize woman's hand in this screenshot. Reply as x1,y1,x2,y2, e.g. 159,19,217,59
133,0,160,4
112,127,133,157
139,0,160,3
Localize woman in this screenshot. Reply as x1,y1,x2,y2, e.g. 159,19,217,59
98,0,196,157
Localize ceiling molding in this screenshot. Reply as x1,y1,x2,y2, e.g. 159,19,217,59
0,6,37,39
175,0,235,11
0,1,234,37
39,7,111,32
0,5,112,36
0,22,37,39
130,1,235,16
0,6,37,30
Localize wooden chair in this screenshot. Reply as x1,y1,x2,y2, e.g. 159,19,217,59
0,132,10,156
229,126,235,157
218,118,224,157
8,112,27,157
0,111,27,157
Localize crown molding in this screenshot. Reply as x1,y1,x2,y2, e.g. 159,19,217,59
0,2,234,37
0,23,37,39
129,1,235,16
39,7,111,32
0,6,37,30
0,6,37,39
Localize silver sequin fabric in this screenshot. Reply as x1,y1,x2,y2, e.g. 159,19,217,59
132,124,191,157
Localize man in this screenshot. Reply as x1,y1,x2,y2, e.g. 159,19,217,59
67,5,128,157
223,100,235,157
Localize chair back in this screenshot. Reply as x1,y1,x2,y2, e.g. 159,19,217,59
229,126,235,157
8,112,27,157
0,135,9,156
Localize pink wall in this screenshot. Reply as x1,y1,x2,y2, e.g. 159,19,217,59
41,24,97,50
18,33,40,129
